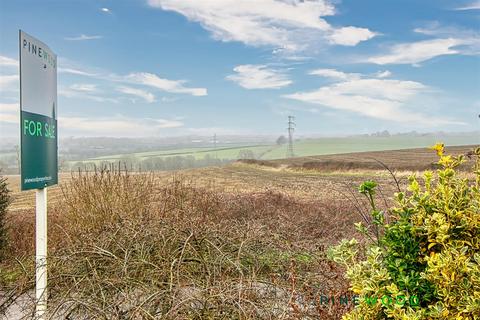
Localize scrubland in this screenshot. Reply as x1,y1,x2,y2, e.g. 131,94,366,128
0,145,478,319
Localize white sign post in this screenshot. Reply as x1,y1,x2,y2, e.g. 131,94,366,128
35,188,48,318
19,30,58,319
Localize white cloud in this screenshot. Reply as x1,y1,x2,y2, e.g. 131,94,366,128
59,115,183,136
283,70,463,126
161,96,178,103
0,113,18,124
454,1,480,10
309,68,360,81
0,103,19,124
58,67,99,77
368,38,462,65
58,61,207,97
226,64,292,89
339,79,425,100
367,24,480,65
59,85,119,103
0,101,183,136
413,23,480,56
64,34,103,41
101,7,111,13
116,86,156,103
0,57,19,93
186,127,247,136
0,56,18,68
0,103,18,113
0,75,19,91
375,70,392,78
125,72,207,96
328,26,377,46
147,0,376,52
69,83,98,93
413,23,479,39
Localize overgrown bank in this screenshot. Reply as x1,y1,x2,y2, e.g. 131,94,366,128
1,145,478,319
1,170,359,319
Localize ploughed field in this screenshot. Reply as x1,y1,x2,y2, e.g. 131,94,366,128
1,145,477,319
249,145,477,171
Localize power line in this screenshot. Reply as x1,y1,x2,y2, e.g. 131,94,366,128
287,115,295,158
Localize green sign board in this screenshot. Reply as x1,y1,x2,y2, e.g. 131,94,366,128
20,30,58,190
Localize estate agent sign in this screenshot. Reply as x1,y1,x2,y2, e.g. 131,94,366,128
20,30,58,190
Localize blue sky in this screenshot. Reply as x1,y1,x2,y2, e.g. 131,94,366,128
0,0,479,138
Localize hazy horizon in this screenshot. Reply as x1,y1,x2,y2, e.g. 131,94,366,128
0,129,479,144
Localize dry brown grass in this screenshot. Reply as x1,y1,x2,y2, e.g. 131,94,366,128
0,146,478,319
4,146,463,319
1,167,375,319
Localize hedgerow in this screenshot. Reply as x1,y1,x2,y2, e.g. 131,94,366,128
329,144,480,319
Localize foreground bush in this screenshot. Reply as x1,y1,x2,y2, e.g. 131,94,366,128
0,173,11,261
2,169,355,319
329,145,480,319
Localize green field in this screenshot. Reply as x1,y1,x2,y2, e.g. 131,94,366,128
263,135,480,159
79,133,480,164
88,144,278,161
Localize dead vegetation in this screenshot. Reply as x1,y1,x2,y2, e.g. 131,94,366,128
2,146,463,319
1,168,370,319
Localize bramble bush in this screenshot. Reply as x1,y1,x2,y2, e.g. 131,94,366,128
329,144,480,319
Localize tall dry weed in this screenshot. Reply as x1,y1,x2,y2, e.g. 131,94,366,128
2,168,358,319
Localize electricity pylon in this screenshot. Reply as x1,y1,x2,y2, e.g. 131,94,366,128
287,116,295,158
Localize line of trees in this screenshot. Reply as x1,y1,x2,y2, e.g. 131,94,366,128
0,148,263,173
67,154,234,172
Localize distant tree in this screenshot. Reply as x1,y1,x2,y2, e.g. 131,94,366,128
98,161,113,171
0,160,8,172
119,155,137,170
58,157,68,172
85,162,96,172
202,154,214,166
164,156,190,170
185,155,196,168
141,158,153,171
153,157,165,170
371,130,390,137
276,135,287,145
173,156,186,170
72,162,85,172
14,145,20,173
238,149,255,160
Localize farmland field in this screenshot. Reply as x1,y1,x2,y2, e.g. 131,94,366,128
7,145,477,211
73,134,480,165
89,144,277,161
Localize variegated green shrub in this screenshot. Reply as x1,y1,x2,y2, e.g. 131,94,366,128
329,145,480,320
